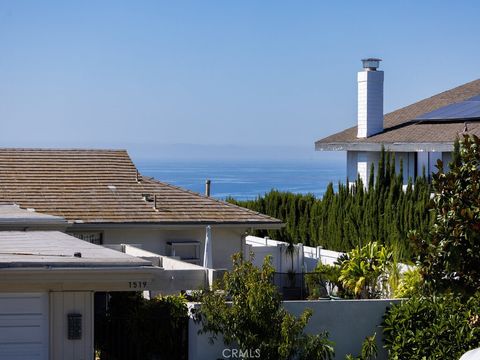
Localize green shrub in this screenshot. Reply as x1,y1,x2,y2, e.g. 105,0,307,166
305,262,345,299
135,294,189,358
308,242,404,300
345,333,378,360
383,293,480,359
95,292,189,360
195,253,335,360
339,242,395,299
394,267,422,298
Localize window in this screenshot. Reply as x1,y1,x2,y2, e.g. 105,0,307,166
69,232,103,245
167,241,201,264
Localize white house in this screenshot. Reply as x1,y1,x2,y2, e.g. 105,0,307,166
315,59,480,185
0,205,160,360
0,149,282,275
0,150,282,359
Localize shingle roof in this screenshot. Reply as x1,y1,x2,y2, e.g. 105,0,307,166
315,78,480,150
0,149,282,226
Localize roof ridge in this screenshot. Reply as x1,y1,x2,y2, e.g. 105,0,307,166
0,148,128,152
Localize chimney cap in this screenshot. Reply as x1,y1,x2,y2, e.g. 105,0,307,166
361,58,382,71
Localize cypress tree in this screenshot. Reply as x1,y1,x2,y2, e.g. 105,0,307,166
228,148,435,261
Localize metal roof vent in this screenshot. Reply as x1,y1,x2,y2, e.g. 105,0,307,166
142,193,158,210
205,179,211,197
142,193,154,202
362,58,381,71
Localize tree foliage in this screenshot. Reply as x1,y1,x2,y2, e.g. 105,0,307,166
338,242,395,299
345,333,378,360
308,242,397,299
194,253,334,360
228,148,432,260
306,262,346,299
394,267,422,298
383,135,480,359
412,135,480,296
383,293,480,360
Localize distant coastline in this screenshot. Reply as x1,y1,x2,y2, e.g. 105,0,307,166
136,158,346,201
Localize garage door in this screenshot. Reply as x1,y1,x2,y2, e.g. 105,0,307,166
0,293,49,360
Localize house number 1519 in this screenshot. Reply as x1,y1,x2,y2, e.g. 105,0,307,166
128,281,147,289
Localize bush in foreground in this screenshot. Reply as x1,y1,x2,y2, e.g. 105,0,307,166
383,293,480,359
95,292,189,360
194,253,334,360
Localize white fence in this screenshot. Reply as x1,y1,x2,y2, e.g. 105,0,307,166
246,235,343,273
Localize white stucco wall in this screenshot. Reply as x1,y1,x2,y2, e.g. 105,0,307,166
101,226,246,270
188,299,400,360
284,300,398,359
211,228,245,269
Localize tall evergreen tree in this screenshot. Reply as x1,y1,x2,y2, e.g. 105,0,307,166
228,148,434,260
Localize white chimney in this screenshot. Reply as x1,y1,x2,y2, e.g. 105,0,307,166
357,58,384,138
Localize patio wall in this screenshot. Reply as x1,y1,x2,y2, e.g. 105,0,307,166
188,299,400,360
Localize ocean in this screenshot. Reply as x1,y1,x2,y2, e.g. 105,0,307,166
136,159,346,201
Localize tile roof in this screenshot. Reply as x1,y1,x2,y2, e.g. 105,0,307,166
0,149,282,226
316,78,480,149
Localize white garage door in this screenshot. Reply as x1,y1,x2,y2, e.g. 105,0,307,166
0,293,49,360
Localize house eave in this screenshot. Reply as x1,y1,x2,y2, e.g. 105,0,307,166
67,221,285,231
0,266,209,292
0,266,156,292
315,141,455,152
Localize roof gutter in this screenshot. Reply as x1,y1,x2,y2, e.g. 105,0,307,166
315,141,455,152
67,222,285,231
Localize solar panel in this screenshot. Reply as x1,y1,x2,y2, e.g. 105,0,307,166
415,94,480,121
469,95,480,101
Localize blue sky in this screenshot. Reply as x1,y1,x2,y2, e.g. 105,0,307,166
0,1,479,160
